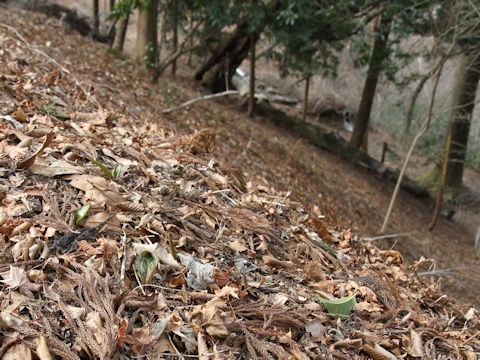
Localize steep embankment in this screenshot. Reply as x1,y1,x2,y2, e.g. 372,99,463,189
0,6,479,359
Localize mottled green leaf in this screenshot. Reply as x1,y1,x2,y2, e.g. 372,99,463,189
134,251,158,284
112,164,123,180
74,204,91,226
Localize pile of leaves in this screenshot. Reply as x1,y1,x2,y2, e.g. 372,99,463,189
1,9,480,360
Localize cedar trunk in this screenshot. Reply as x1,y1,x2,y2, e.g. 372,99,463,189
171,1,178,76
247,32,256,117
92,0,99,37
445,53,480,189
350,14,391,149
302,75,310,122
136,0,158,70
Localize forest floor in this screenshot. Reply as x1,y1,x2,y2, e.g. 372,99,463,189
2,5,480,358
10,3,480,307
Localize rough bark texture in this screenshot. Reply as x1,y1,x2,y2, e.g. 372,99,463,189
247,32,256,117
136,0,158,69
92,0,99,37
195,23,257,93
112,13,129,52
445,53,480,189
350,14,391,149
302,75,310,122
171,2,178,76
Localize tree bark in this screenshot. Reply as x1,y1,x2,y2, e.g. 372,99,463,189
136,0,158,71
171,1,178,76
112,12,129,52
92,0,99,37
445,53,480,190
194,22,258,93
187,14,194,66
302,75,310,122
247,32,256,117
350,14,391,149
403,73,429,137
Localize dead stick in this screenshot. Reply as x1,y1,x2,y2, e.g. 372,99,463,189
162,90,239,113
428,129,451,231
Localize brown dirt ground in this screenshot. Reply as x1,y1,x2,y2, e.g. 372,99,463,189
3,5,480,307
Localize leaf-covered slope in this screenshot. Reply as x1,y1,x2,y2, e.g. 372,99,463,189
0,6,479,360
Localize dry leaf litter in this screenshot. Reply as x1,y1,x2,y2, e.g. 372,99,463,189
0,8,480,360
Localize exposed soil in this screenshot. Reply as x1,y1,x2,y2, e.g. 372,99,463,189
3,3,480,308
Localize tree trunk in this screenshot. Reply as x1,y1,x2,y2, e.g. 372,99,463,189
92,0,99,37
109,0,115,12
194,22,258,93
187,14,194,66
136,0,158,71
112,12,129,52
247,32,256,117
350,14,391,149
403,73,429,138
445,53,480,190
302,75,310,122
171,1,178,76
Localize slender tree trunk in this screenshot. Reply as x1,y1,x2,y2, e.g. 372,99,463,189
247,32,256,117
187,14,194,66
112,13,129,52
445,53,480,190
302,75,310,122
403,73,429,137
92,0,100,37
136,0,158,71
109,0,115,12
171,1,178,76
350,14,391,149
429,129,451,231
158,8,166,63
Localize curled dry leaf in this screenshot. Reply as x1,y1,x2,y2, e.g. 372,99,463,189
362,344,398,360
36,336,53,360
17,133,53,170
85,311,105,344
408,329,424,358
178,253,216,290
1,266,42,294
197,331,209,360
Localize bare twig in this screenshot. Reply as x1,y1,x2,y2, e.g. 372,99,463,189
162,90,239,113
381,56,447,233
362,231,416,241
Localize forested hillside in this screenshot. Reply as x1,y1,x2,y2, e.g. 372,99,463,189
0,1,480,359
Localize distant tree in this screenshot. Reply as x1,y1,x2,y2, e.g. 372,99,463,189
92,0,100,37
109,0,138,52
445,52,480,189
136,0,158,71
170,1,178,76
350,12,391,150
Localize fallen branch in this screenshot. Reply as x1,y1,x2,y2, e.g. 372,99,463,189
362,231,416,242
162,90,239,113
